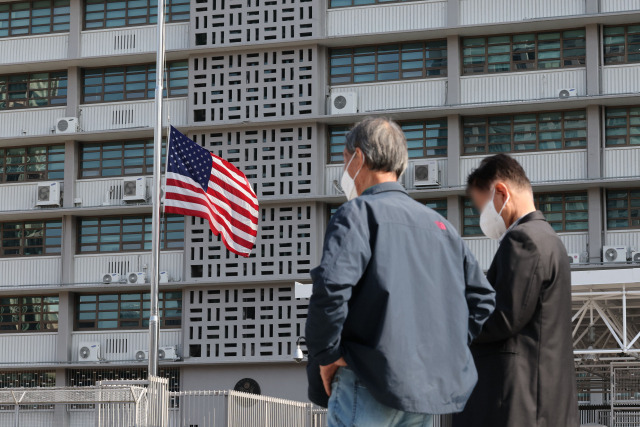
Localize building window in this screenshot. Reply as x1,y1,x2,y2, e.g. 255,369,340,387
67,367,180,391
80,140,166,178
329,40,447,85
462,29,586,75
0,296,59,332
82,61,188,104
534,192,588,232
0,220,62,257
0,371,56,388
462,198,481,236
329,0,413,8
84,0,189,30
75,291,182,330
328,118,448,163
462,110,587,154
607,189,640,229
603,25,640,65
425,199,447,219
0,72,67,110
0,0,70,38
605,107,640,147
0,145,64,182
77,215,184,253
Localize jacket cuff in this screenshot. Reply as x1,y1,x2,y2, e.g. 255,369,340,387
315,346,343,366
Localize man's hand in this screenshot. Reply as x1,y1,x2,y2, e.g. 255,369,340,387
319,357,348,396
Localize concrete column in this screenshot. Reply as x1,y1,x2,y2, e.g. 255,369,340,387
447,195,461,233
446,35,461,106
66,67,81,118
61,215,76,285
587,187,603,263
63,140,78,208
586,105,602,180
56,291,74,363
53,368,69,425
586,0,600,14
446,0,459,28
586,24,600,96
447,114,461,187
68,0,82,59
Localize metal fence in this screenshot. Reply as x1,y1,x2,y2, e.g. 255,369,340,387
610,363,640,427
0,376,169,427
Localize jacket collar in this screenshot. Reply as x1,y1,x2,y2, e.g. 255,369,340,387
361,181,408,196
516,210,546,226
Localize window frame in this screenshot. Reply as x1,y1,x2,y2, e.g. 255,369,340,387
327,117,449,164
424,198,448,219
462,197,482,237
604,106,640,147
79,139,166,178
81,61,188,104
0,295,59,333
329,40,448,85
606,189,640,230
461,28,586,75
76,215,184,254
0,0,70,38
0,71,68,110
329,0,414,8
462,109,588,155
0,144,65,183
0,220,63,257
533,191,589,233
74,291,182,331
603,24,640,66
83,0,189,30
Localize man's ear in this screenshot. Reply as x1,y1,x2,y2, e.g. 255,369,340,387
493,181,509,205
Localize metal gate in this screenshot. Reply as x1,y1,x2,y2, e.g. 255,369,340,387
610,363,640,427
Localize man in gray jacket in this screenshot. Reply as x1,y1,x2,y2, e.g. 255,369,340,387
453,154,579,427
305,117,496,426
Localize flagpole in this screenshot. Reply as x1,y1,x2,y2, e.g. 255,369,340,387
149,0,166,378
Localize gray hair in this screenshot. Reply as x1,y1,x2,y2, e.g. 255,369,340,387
345,117,408,177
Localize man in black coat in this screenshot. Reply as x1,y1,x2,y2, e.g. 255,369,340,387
453,154,579,427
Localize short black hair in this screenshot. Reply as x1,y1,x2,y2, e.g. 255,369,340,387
466,154,531,191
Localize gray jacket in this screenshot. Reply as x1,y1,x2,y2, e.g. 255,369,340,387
305,182,496,414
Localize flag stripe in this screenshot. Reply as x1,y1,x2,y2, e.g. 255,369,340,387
165,188,258,241
166,174,258,229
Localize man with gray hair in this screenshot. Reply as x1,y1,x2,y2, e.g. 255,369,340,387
305,117,496,426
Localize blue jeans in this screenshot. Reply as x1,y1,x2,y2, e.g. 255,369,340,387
328,367,434,427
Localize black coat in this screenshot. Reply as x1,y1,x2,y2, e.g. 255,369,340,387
453,211,579,427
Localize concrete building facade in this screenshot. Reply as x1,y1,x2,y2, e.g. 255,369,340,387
0,0,639,406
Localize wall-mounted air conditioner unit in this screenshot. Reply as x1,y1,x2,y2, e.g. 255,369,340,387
603,246,627,263
630,250,640,263
567,253,581,264
558,88,577,99
78,342,101,362
158,346,179,361
127,272,146,284
330,92,358,115
413,160,439,187
122,177,146,202
159,271,171,283
36,182,61,207
102,273,121,284
135,350,148,362
55,117,78,134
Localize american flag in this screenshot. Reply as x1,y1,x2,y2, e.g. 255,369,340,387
164,126,259,257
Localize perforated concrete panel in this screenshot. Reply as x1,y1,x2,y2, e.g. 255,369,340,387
192,0,319,48
184,285,308,361
190,47,318,124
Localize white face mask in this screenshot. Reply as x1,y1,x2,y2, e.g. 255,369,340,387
479,187,510,240
340,151,363,201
